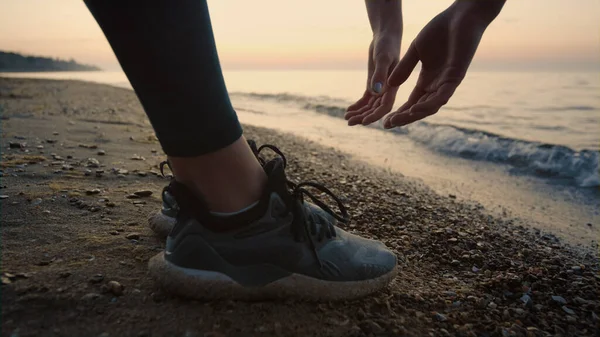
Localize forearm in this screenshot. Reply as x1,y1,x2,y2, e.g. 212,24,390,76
365,0,403,36
451,0,506,26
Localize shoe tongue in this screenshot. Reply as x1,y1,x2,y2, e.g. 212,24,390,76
263,157,289,196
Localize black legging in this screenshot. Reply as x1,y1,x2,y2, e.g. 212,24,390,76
84,0,242,157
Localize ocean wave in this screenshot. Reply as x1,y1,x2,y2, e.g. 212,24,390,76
530,105,597,112
401,122,599,187
232,91,599,187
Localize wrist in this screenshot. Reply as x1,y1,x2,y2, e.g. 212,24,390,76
366,0,403,36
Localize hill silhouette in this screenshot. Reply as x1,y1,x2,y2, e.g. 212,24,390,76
0,51,101,72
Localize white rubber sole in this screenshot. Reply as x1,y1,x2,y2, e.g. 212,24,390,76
147,252,398,301
147,211,176,238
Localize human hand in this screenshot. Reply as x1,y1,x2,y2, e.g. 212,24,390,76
344,34,400,126
382,1,504,129
344,0,402,126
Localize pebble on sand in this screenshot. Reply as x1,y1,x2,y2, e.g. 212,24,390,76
87,158,100,168
9,142,26,149
562,306,576,315
89,274,104,284
125,233,140,240
97,150,106,156
551,295,567,305
0,195,9,199
80,293,102,301
107,281,124,296
86,189,101,195
133,190,153,197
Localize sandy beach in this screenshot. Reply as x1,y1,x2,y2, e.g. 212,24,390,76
1,77,598,336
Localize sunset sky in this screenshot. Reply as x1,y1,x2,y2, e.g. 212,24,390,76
1,0,599,71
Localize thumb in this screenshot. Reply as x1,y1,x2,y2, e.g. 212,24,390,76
370,52,394,95
388,42,419,87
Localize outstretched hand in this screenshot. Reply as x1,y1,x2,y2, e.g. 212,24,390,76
347,2,502,129
344,34,400,126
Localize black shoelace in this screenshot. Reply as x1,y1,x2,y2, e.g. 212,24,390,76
257,144,350,268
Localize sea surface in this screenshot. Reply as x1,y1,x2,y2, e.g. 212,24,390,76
1,70,599,246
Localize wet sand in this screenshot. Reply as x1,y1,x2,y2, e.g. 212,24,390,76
1,78,598,337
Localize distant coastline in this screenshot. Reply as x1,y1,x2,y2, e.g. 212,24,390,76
0,51,101,72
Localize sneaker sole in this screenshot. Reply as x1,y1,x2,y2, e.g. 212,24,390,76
148,252,398,301
147,211,176,238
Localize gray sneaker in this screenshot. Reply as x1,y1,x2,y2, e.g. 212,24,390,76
147,139,265,238
148,151,398,301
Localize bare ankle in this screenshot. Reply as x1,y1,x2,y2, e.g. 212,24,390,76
168,137,267,213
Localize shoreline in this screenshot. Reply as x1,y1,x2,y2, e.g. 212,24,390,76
2,72,597,247
1,77,598,336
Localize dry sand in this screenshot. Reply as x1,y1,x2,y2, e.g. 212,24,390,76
1,78,598,337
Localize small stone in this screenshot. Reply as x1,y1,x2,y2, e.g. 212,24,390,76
59,272,71,278
80,293,101,301
97,150,106,156
89,207,100,212
107,281,124,296
95,170,104,177
133,190,152,197
488,302,498,309
109,231,119,235
125,233,140,240
434,312,447,321
448,194,456,199
89,274,104,284
106,202,116,207
9,142,25,149
117,169,128,175
46,139,57,144
571,266,582,273
566,315,577,323
136,171,147,177
132,200,146,205
126,194,140,199
514,308,525,315
87,158,100,168
130,154,145,161
448,238,458,243
42,210,51,215
561,306,575,315
86,189,101,195
551,295,567,305
1,276,11,285
0,195,8,199
451,260,460,266
520,294,533,307
37,145,44,149
84,169,92,176
31,198,42,206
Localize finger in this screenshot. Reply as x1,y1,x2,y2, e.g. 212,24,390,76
383,86,427,128
346,91,370,113
370,52,395,95
361,86,399,125
347,97,382,126
388,42,419,87
390,83,458,127
344,95,376,120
